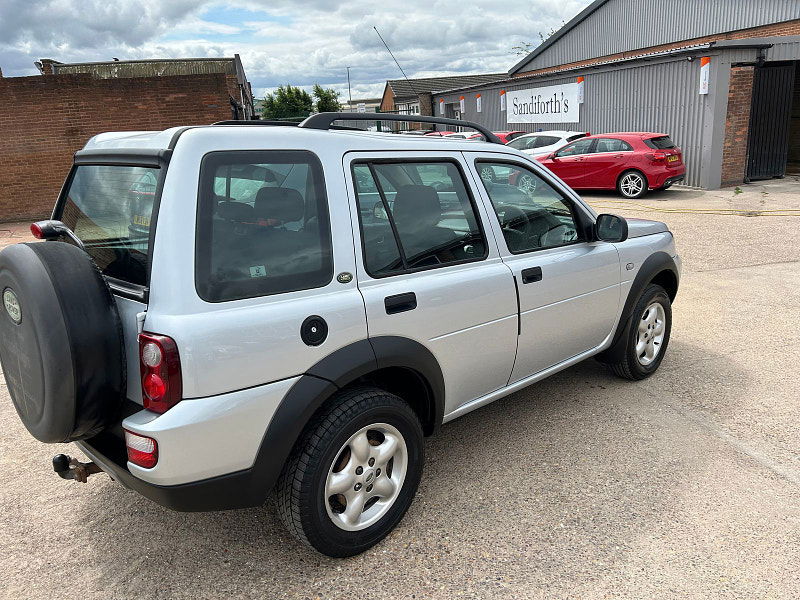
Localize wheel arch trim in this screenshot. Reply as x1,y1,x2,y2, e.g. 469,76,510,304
596,251,678,364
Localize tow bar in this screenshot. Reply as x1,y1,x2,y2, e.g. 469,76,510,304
52,454,103,483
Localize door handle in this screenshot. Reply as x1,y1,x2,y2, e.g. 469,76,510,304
521,266,542,284
384,292,417,314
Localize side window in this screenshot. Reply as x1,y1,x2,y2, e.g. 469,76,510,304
594,138,633,153
353,161,487,276
196,151,333,302
476,162,582,254
555,138,594,157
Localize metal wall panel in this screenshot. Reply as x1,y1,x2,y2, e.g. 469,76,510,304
768,38,800,61
437,57,709,187
515,0,800,72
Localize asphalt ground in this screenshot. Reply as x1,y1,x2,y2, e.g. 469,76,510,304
1,178,799,599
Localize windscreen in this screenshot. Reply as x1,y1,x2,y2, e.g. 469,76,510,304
58,165,160,286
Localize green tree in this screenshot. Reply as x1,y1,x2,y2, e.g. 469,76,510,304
313,84,340,113
261,85,313,119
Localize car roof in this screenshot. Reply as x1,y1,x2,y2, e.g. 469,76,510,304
82,124,520,155
514,130,587,139
589,132,668,139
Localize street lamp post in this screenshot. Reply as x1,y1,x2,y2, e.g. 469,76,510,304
346,66,353,111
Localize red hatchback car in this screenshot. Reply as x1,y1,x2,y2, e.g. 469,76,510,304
536,132,685,198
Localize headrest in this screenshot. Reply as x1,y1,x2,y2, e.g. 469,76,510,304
254,187,304,223
391,185,442,231
217,201,254,222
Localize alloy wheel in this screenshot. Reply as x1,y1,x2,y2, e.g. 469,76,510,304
620,173,645,197
324,423,408,531
636,302,666,366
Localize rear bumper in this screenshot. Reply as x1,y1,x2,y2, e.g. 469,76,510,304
77,436,258,512
76,375,300,511
649,165,686,188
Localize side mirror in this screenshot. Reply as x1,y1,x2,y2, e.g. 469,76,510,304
548,153,558,160
594,213,628,242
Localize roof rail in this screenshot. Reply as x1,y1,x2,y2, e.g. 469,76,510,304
299,112,504,145
212,120,300,126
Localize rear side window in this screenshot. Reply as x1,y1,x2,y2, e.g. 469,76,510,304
509,136,560,151
58,165,160,286
352,161,487,277
195,151,333,302
645,136,676,149
594,138,633,153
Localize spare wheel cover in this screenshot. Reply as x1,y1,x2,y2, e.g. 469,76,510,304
0,242,126,442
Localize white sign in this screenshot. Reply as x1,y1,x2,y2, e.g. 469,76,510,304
699,56,710,95
500,90,506,111
459,96,465,112
439,98,445,115
576,77,585,104
357,102,366,113
476,94,482,113
507,83,580,123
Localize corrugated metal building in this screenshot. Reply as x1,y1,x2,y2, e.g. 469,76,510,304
434,0,800,189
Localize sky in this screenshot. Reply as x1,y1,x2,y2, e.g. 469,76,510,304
0,0,593,101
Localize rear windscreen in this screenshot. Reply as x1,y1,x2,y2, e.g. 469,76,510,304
58,165,159,286
645,136,676,149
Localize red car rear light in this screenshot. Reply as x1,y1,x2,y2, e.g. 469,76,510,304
124,430,158,468
648,151,668,162
138,332,182,414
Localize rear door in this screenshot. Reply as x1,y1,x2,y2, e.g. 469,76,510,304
344,151,519,414
467,155,621,381
582,137,634,189
542,137,595,188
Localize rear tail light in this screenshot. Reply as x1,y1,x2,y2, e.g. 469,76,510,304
138,332,182,414
648,151,668,162
124,430,158,468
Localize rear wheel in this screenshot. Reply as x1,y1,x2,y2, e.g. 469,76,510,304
276,387,424,557
606,284,672,380
617,170,649,199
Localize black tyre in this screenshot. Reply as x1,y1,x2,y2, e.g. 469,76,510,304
617,170,649,199
606,284,672,380
0,242,125,442
276,387,424,557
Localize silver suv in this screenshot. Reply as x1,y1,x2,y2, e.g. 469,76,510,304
0,114,680,557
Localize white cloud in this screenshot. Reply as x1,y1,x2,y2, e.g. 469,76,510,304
0,0,592,101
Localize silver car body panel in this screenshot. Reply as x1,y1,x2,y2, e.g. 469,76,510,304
77,126,679,485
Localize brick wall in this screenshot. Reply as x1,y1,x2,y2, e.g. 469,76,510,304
0,73,235,221
720,66,755,187
514,18,800,78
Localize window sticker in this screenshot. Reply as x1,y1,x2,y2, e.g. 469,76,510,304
249,265,267,278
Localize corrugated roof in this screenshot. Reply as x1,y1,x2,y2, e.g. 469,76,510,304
509,0,610,74
48,57,238,79
388,73,507,98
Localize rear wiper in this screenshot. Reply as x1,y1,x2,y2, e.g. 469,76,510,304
30,220,86,251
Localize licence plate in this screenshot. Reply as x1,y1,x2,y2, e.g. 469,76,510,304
667,155,679,163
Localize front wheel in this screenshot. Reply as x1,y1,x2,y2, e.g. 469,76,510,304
276,387,424,557
606,284,672,380
617,170,649,199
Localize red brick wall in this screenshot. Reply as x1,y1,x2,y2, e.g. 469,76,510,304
514,18,800,78
721,66,755,187
0,73,235,221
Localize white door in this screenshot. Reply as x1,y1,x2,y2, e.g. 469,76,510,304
467,155,622,382
344,152,519,413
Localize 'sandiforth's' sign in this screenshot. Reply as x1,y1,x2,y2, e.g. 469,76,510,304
507,83,580,123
